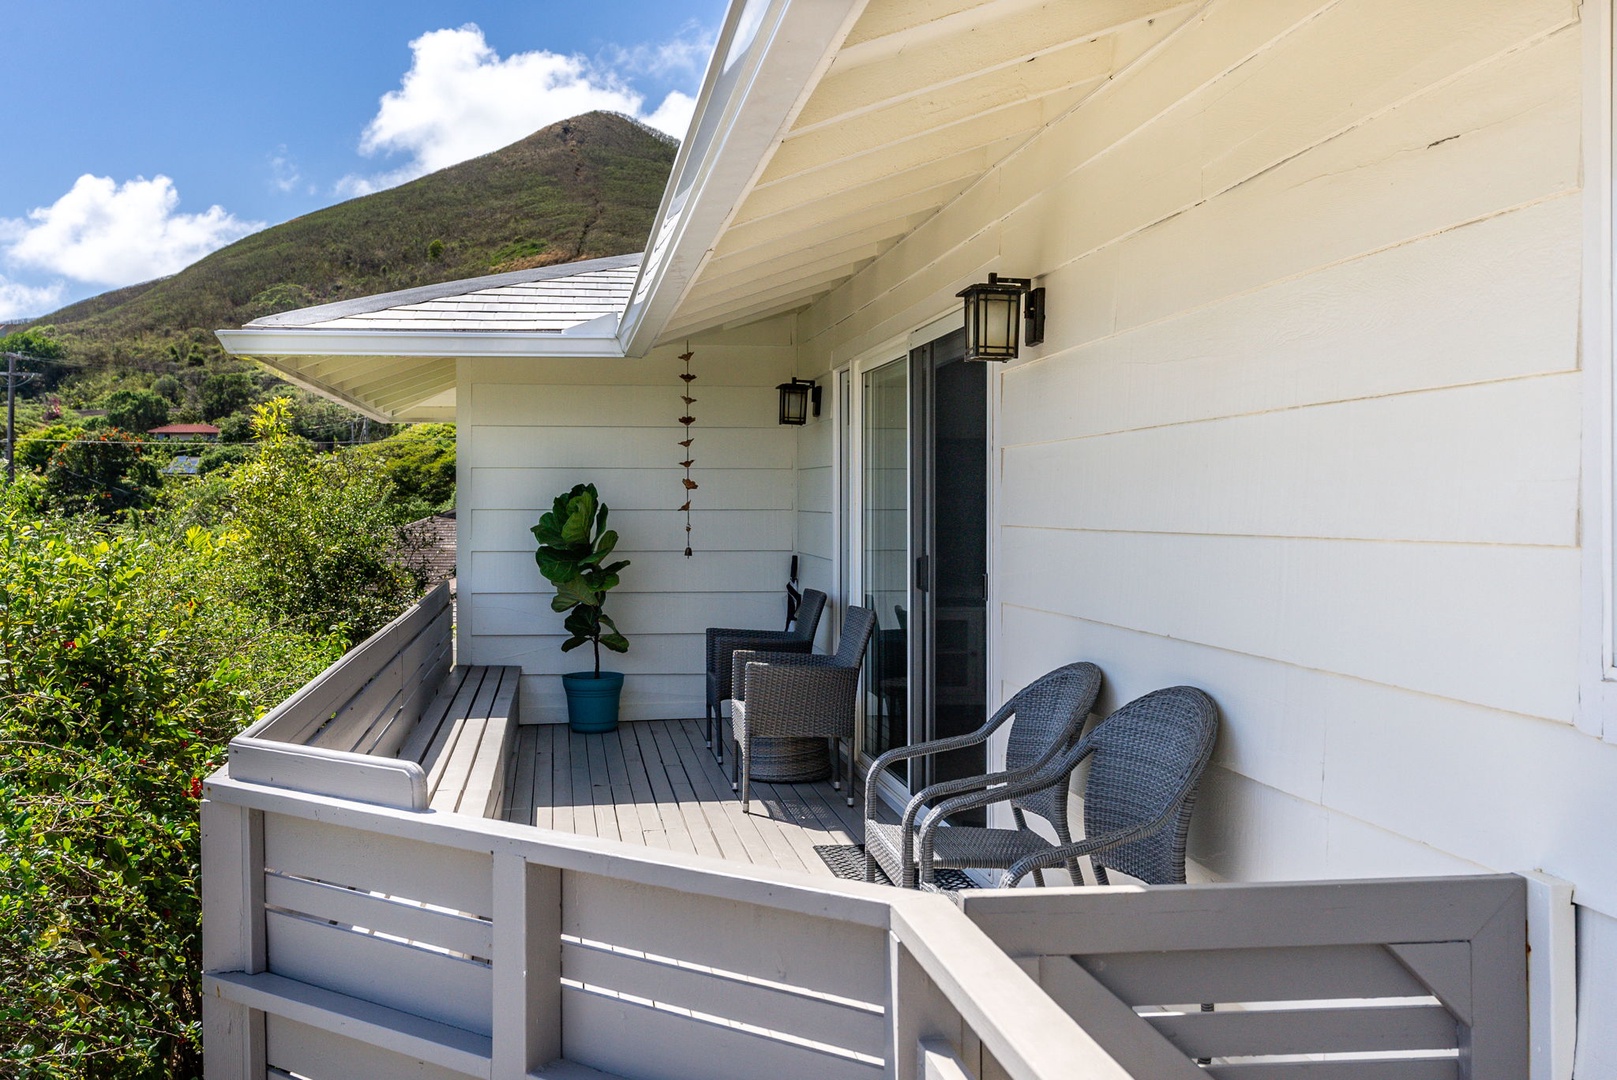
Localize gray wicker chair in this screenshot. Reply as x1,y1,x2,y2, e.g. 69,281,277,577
863,662,1104,889
704,589,827,762
915,685,1220,893
727,606,876,813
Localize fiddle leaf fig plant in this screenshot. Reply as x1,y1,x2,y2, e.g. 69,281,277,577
531,483,630,676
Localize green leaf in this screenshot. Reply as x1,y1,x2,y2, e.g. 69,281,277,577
560,637,586,652
560,490,595,545
600,633,630,653
555,576,600,609
535,548,578,583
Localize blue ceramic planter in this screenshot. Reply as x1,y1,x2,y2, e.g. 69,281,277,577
562,671,624,733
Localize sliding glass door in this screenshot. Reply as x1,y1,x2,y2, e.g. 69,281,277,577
851,330,987,806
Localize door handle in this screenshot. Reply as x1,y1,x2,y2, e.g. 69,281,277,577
916,554,931,592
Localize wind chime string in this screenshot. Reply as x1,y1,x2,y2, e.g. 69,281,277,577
678,341,696,557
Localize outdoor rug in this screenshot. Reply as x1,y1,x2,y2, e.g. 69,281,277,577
813,844,977,892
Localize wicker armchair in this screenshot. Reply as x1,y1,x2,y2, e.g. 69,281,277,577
727,606,876,813
863,662,1103,889
915,685,1220,893
704,589,827,761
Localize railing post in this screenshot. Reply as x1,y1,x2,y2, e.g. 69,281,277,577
492,852,562,1078
200,798,266,1079
888,931,966,1080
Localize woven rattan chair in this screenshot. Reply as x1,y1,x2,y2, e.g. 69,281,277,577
915,685,1220,893
863,662,1103,889
727,606,876,813
704,589,827,762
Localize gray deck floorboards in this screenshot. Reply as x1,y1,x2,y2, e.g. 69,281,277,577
505,719,873,879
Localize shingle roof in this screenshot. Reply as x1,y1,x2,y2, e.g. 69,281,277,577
244,253,641,334
148,423,221,435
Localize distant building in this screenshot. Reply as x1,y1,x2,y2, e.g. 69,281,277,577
146,423,220,441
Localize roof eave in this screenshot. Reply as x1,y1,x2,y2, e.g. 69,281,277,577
216,326,627,360
615,0,868,357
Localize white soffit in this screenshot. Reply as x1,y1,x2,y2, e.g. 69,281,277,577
616,0,874,356
655,0,1201,341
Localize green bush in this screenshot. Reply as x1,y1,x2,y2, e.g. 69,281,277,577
351,423,456,511
41,430,161,518
0,511,346,1077
0,399,430,1076
174,398,424,638
14,424,83,474
101,389,170,435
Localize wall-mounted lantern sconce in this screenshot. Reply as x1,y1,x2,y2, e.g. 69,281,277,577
777,377,821,425
957,273,1046,362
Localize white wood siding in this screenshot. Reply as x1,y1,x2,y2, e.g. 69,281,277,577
458,318,800,723
796,0,1617,936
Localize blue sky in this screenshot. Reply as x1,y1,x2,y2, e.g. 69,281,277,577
0,1,728,320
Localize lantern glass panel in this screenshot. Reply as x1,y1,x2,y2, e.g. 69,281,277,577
777,381,810,425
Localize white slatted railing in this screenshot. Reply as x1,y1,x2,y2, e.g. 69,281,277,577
201,773,1097,1080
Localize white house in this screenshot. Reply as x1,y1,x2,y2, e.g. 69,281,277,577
211,0,1617,1076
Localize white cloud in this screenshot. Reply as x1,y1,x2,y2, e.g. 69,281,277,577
2,174,263,287
604,22,716,79
645,92,697,141
337,25,704,195
0,276,65,321
269,147,302,194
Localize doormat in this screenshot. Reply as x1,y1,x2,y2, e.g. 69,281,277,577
813,844,977,892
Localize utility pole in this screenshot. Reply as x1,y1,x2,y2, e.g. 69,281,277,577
5,350,13,484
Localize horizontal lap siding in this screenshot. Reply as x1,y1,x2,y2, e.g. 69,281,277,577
796,1,1617,919
458,321,799,724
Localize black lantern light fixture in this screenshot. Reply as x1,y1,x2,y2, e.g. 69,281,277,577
957,273,1045,362
776,377,820,425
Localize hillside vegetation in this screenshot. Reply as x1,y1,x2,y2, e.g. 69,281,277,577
31,110,673,371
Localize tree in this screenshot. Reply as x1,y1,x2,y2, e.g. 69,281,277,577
190,398,423,638
351,423,456,510
40,429,160,518
102,388,171,434
196,371,255,421
0,327,66,361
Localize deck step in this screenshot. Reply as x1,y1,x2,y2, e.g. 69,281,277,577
204,970,490,1075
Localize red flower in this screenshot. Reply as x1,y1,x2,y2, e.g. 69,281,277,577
62,639,76,649
187,778,203,799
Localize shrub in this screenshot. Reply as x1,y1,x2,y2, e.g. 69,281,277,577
195,372,254,422
41,430,161,518
101,389,170,434
0,513,347,1077
351,423,456,511
177,398,424,638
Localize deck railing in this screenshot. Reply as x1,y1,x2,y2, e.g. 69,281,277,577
201,767,1527,1080
201,775,1103,1080
201,602,1528,1080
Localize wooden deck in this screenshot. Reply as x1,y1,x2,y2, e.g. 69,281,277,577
503,718,866,878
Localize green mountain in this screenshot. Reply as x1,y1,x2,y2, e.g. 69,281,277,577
34,111,676,368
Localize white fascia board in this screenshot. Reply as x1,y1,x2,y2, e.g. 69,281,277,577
215,326,625,360
616,0,867,358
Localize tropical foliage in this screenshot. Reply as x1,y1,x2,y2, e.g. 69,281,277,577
0,399,425,1078
531,483,630,676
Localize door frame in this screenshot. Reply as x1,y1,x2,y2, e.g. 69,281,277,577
833,309,1001,816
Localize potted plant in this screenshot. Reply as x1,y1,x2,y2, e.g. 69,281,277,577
531,483,631,732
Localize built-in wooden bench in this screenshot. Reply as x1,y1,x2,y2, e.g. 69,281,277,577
228,582,521,816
